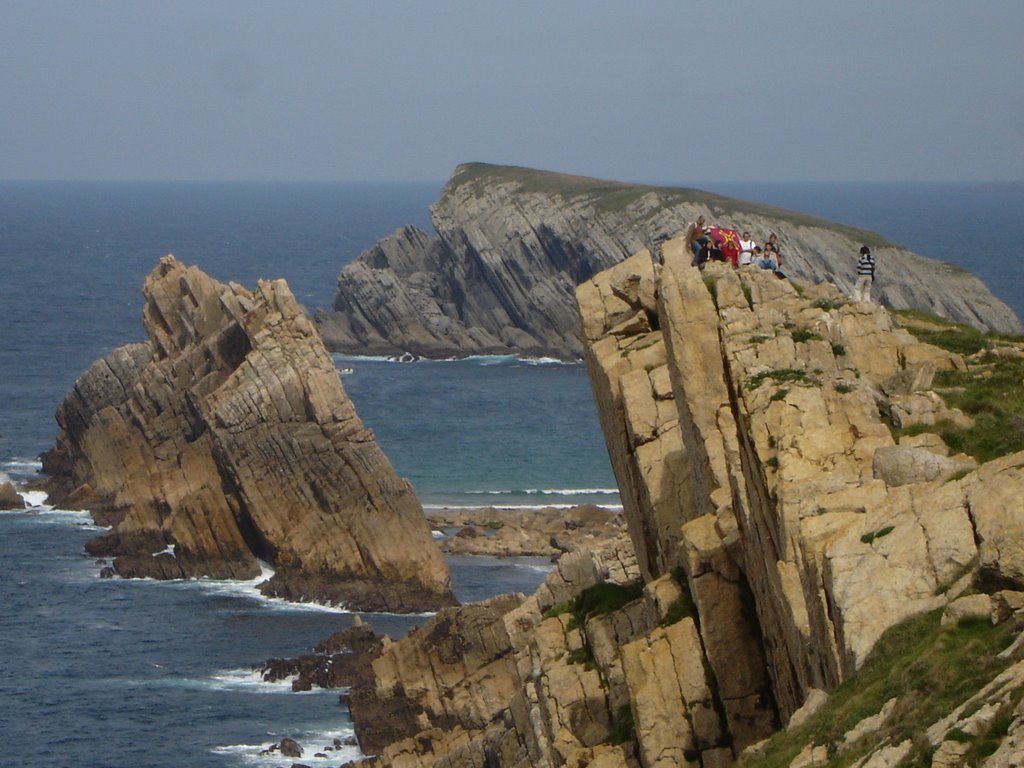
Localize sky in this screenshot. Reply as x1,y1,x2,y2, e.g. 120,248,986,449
2,1,1022,183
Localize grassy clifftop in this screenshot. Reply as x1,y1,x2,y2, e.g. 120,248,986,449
446,162,896,248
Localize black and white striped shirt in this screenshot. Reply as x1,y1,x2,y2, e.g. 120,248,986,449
857,252,876,278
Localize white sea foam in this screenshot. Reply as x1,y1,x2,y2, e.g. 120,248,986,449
3,505,103,528
20,489,50,507
2,458,43,471
331,353,395,364
146,562,355,615
207,667,294,693
330,352,578,367
520,356,574,366
203,667,343,695
424,502,624,512
461,487,619,497
212,731,362,766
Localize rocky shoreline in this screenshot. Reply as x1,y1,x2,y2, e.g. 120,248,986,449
427,504,625,559
286,238,1024,768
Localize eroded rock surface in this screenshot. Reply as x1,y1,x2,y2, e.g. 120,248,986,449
337,242,1024,766
316,163,1021,360
43,256,454,612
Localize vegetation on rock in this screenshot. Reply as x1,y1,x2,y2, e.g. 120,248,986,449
895,311,1024,461
737,610,1020,768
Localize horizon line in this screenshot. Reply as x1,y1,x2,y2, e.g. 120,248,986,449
2,177,1023,186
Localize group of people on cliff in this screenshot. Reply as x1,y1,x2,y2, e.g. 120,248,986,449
681,215,878,303
683,216,785,275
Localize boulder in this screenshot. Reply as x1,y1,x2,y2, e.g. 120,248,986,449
872,445,976,486
0,481,25,510
279,737,302,758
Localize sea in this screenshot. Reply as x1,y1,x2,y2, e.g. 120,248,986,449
1,179,1022,767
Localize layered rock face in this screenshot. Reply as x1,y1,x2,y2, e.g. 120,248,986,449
341,244,1024,765
315,163,1022,360
43,256,454,612
578,247,1024,759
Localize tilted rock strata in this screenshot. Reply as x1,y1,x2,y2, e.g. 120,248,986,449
345,537,649,768
316,163,1021,360
580,248,1024,732
340,244,1024,765
43,255,454,612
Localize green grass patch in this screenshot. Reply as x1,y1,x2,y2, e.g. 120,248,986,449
747,368,820,392
911,328,987,356
770,388,790,402
741,281,754,309
895,309,991,356
831,342,847,356
814,298,843,311
944,726,973,743
567,644,596,669
543,601,574,619
735,609,1019,768
928,353,1024,462
860,525,895,545
834,382,855,394
791,330,823,343
750,334,770,345
571,581,645,628
703,275,718,302
608,704,636,745
963,702,1018,762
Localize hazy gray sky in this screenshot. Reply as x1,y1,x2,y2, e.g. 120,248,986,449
2,1,1022,183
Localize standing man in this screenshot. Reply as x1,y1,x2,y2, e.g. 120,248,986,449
853,245,876,302
739,231,756,266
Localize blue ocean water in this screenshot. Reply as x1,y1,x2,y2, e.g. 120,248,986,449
1,180,1022,767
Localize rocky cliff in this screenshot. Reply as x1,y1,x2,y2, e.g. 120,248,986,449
42,256,454,612
315,163,1022,360
337,243,1024,766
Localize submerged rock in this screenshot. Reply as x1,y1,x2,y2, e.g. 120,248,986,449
43,256,455,612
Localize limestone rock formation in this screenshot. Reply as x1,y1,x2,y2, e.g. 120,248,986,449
315,163,1021,360
42,256,454,612
336,242,1024,766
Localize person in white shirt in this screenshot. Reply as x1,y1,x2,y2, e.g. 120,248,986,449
738,231,756,266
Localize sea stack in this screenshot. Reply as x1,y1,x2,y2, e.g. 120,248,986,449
43,255,454,612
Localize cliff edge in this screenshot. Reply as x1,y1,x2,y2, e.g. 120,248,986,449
315,163,1022,360
337,244,1024,766
42,256,454,613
